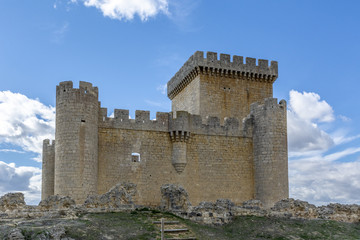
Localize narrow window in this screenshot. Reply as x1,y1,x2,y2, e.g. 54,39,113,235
131,153,140,162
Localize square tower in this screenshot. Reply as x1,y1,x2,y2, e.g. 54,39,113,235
167,51,278,123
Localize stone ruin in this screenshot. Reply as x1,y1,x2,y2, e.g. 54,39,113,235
0,183,359,229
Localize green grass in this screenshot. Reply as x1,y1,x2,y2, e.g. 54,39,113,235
1,209,359,239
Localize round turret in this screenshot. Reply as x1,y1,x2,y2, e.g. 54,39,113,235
54,81,99,203
251,98,289,208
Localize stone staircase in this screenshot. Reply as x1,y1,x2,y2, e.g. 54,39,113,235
153,218,196,240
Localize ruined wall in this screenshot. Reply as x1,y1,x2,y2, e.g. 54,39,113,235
97,111,254,206
41,139,55,200
54,81,99,203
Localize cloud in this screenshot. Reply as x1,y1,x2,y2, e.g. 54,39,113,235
167,0,201,32
81,0,169,21
52,22,69,43
0,91,55,161
156,83,167,95
0,149,25,154
289,90,334,123
145,99,170,110
287,90,335,153
0,161,41,205
287,90,360,205
289,153,360,206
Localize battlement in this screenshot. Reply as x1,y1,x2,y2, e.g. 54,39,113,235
43,139,55,148
99,108,170,132
250,97,286,113
167,51,278,99
99,108,242,137
56,81,99,100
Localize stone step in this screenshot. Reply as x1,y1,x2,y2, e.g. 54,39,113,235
165,238,196,240
160,228,189,233
153,220,180,224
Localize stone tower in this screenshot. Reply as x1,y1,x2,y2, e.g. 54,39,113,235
249,98,289,208
54,81,99,203
41,139,55,200
167,51,277,124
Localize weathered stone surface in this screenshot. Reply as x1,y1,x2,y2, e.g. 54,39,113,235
186,199,236,225
84,182,137,208
160,184,191,211
39,195,76,211
242,199,263,209
8,228,25,240
317,203,360,222
0,193,25,211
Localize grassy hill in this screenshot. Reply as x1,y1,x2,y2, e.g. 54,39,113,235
1,208,360,239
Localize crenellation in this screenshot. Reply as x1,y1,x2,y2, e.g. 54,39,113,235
135,110,150,122
206,51,218,62
232,55,244,66
224,117,240,131
168,51,278,99
114,109,130,121
155,112,170,123
245,57,256,69
100,107,107,119
258,59,269,72
58,81,73,89
206,116,221,128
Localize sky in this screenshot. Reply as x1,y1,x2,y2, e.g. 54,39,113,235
0,0,360,206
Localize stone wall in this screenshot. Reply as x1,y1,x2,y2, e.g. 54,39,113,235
97,127,254,206
172,75,201,118
199,74,273,124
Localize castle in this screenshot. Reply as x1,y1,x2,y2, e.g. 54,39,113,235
41,51,288,208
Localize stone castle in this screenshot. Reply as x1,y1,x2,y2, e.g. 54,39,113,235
41,51,288,208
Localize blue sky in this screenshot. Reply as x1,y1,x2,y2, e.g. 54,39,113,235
0,0,360,205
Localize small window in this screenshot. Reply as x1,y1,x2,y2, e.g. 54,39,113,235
81,119,86,123
131,153,140,162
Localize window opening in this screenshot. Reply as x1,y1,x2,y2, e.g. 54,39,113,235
131,153,140,162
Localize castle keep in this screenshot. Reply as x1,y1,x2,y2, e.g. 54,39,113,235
42,51,289,208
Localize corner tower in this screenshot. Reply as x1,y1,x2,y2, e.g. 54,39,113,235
167,51,278,124
249,98,289,208
54,81,99,203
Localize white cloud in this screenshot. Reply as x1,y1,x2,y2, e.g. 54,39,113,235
167,0,201,32
156,83,167,95
81,0,169,21
339,115,351,122
0,91,55,161
0,149,25,154
287,90,360,205
289,90,334,123
0,161,41,205
290,154,360,206
145,99,170,110
287,90,335,153
52,22,69,43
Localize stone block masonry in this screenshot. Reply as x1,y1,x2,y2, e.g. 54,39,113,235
42,51,288,208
